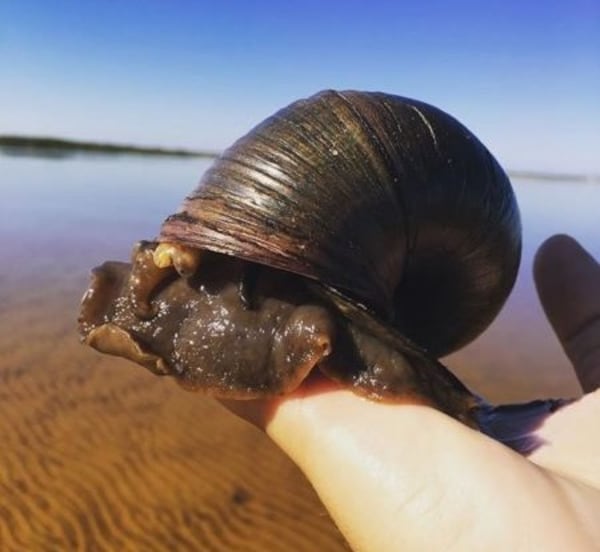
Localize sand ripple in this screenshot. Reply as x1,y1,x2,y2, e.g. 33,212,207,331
0,271,348,551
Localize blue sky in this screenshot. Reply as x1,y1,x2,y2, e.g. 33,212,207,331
1,0,599,172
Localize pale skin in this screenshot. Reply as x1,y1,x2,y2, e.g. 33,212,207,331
223,234,600,551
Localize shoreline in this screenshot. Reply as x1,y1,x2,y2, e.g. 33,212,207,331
2,135,599,183
0,135,219,160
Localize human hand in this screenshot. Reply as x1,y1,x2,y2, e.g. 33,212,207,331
223,235,600,551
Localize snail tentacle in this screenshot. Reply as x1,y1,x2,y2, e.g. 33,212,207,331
238,262,261,310
128,241,175,319
153,242,203,277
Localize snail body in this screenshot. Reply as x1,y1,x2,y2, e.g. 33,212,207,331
79,90,521,427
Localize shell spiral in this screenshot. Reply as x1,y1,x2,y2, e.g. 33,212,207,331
160,90,521,357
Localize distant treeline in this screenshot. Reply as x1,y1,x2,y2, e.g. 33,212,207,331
507,170,599,184
0,135,219,159
1,135,598,183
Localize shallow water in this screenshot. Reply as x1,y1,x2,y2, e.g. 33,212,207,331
1,152,599,549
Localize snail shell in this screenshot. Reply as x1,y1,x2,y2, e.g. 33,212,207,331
160,90,521,357
79,89,522,426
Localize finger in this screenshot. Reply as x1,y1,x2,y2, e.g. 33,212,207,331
534,234,600,392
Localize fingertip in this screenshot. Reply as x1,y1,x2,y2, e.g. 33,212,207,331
534,234,599,340
533,234,600,392
533,234,582,292
533,234,576,340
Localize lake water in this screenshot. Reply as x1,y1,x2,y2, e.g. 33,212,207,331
1,151,599,549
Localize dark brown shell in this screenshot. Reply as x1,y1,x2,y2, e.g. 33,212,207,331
160,90,521,357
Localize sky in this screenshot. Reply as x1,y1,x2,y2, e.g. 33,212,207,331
1,0,599,172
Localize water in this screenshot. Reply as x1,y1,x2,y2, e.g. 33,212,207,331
2,153,208,256
2,152,599,402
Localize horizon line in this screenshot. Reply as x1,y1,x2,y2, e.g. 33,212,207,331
1,134,598,184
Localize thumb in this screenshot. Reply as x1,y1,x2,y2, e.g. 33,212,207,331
534,234,600,392
264,383,566,551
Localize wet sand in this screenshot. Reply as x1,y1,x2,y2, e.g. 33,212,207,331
1,154,597,550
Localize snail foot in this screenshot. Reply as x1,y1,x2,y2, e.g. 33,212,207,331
153,242,203,277
84,323,171,376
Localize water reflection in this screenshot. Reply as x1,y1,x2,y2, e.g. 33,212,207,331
2,152,598,401
448,179,599,400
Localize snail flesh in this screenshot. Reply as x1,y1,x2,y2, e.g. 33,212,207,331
79,90,524,430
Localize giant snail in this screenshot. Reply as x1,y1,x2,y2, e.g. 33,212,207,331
79,90,565,446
